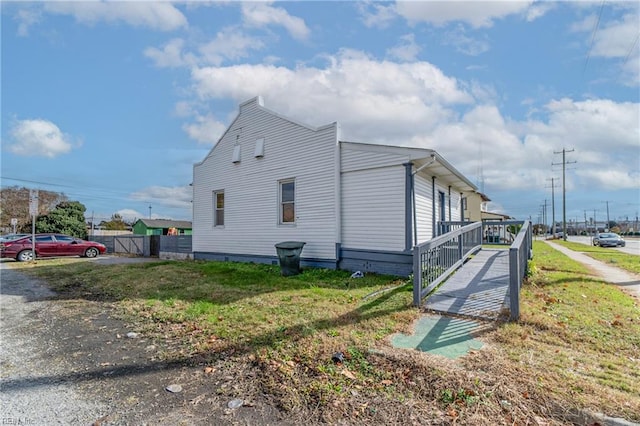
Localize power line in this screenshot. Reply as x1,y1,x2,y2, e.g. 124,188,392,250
621,31,640,69
583,0,606,76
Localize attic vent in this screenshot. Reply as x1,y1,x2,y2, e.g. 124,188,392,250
232,145,241,163
254,138,265,158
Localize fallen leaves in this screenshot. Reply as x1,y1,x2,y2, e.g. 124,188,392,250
341,369,356,380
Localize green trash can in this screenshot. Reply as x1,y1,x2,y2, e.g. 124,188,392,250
275,241,306,276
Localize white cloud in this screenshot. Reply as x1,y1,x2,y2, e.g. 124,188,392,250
190,49,473,142
386,33,421,61
572,5,640,86
198,27,265,66
241,2,309,40
183,114,227,145
42,1,187,31
15,7,42,36
130,185,192,210
114,208,143,223
145,28,264,68
144,38,192,68
420,98,640,193
8,119,78,158
526,2,556,22
443,25,490,56
356,1,397,28
395,1,536,28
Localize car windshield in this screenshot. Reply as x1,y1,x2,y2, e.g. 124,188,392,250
599,233,616,238
1,234,27,241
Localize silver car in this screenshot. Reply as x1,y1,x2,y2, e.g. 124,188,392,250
592,232,626,247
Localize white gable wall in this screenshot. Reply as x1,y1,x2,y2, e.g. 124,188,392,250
193,99,339,260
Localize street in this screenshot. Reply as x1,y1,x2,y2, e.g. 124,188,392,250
565,235,640,256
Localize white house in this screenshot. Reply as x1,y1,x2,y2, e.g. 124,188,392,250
192,96,478,276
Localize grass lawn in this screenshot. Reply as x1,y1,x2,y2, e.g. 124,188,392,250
552,240,640,275
9,243,640,424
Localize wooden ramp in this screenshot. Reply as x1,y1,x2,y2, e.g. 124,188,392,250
424,249,510,320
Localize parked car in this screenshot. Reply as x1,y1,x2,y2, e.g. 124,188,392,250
592,232,626,247
0,233,29,242
0,233,107,261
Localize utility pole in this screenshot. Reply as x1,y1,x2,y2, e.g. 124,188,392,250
553,148,576,240
584,210,588,236
543,199,548,235
603,201,611,231
546,177,559,237
149,205,152,219
593,209,597,233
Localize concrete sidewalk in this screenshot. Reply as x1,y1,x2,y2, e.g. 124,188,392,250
543,240,640,299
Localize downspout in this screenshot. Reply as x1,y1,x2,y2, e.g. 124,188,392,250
403,163,413,251
411,154,437,246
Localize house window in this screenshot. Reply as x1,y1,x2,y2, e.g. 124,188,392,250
214,191,224,226
279,179,295,224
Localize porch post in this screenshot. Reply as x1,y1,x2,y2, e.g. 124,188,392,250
403,163,413,251
448,185,452,222
431,176,436,238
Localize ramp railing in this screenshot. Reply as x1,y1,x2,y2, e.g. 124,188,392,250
508,220,533,321
413,222,482,306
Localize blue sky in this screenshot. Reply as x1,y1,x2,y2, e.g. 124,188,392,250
1,1,639,228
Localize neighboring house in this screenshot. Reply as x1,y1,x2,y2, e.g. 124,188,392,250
192,96,478,276
132,219,192,236
462,191,490,222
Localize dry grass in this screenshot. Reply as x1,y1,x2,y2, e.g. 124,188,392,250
8,244,640,425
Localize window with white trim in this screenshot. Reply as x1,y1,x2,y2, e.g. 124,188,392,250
213,190,224,226
279,179,295,224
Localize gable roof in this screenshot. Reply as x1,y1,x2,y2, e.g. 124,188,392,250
136,219,192,229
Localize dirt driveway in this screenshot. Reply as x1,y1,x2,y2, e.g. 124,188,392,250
0,260,290,426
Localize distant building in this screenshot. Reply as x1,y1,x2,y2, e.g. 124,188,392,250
132,219,192,236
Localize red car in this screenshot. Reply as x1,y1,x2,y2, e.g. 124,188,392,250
0,233,107,262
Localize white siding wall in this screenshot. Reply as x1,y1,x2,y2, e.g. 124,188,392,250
340,148,407,251
193,99,338,260
414,176,465,244
414,175,433,244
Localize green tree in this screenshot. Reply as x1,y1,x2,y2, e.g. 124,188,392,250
35,201,87,238
100,213,128,230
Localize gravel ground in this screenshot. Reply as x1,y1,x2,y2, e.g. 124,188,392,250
0,261,290,426
0,265,107,425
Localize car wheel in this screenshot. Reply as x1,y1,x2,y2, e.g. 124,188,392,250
17,250,34,262
84,247,99,258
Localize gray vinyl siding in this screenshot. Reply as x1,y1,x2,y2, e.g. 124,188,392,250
341,165,406,251
193,98,338,260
